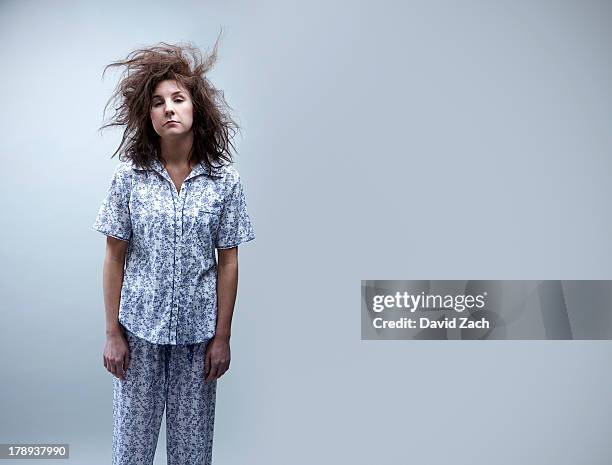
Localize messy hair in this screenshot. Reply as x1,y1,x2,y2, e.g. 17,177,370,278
99,33,239,173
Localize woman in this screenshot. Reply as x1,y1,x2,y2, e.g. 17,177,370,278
92,38,255,465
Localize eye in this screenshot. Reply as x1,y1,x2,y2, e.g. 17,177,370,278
153,99,183,107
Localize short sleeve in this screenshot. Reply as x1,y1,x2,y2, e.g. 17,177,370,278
91,163,133,242
215,172,256,249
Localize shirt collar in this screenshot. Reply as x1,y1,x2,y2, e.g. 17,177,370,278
131,158,225,180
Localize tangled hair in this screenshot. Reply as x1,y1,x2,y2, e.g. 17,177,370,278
99,33,240,173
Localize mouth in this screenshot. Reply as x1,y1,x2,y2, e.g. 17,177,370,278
164,121,179,126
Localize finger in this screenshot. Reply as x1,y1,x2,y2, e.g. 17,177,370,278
111,361,121,379
204,359,214,382
124,350,130,372
204,362,212,382
204,351,211,377
208,362,220,382
115,359,123,379
119,356,129,379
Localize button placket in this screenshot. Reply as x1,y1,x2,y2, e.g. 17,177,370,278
168,182,178,344
157,164,191,344
173,183,188,343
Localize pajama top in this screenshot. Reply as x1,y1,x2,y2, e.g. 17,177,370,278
92,158,256,344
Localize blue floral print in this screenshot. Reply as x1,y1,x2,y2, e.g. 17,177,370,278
112,329,217,465
92,158,255,344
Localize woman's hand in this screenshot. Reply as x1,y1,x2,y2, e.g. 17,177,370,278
204,336,230,382
104,331,130,380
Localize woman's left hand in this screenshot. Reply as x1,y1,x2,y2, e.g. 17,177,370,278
204,336,230,382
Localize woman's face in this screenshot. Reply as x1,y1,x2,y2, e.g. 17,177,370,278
149,79,194,138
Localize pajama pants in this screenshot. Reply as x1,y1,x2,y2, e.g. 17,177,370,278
112,329,217,465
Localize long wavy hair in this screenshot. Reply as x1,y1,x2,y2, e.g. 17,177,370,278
99,33,239,173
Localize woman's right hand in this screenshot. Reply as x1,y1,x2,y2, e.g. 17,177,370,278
104,330,130,380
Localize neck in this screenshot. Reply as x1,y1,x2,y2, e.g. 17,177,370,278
159,131,195,168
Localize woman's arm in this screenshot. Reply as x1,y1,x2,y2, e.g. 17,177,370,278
215,247,238,340
205,246,239,382
102,236,130,379
103,236,129,335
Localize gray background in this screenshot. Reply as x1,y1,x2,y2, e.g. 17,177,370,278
1,0,611,463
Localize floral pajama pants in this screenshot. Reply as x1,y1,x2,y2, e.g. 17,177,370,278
112,329,217,465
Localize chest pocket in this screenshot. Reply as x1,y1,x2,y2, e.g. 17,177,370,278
196,206,221,247
187,183,224,251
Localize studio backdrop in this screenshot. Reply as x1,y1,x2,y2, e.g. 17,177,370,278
1,1,612,464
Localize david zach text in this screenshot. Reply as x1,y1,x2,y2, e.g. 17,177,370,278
372,317,490,329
